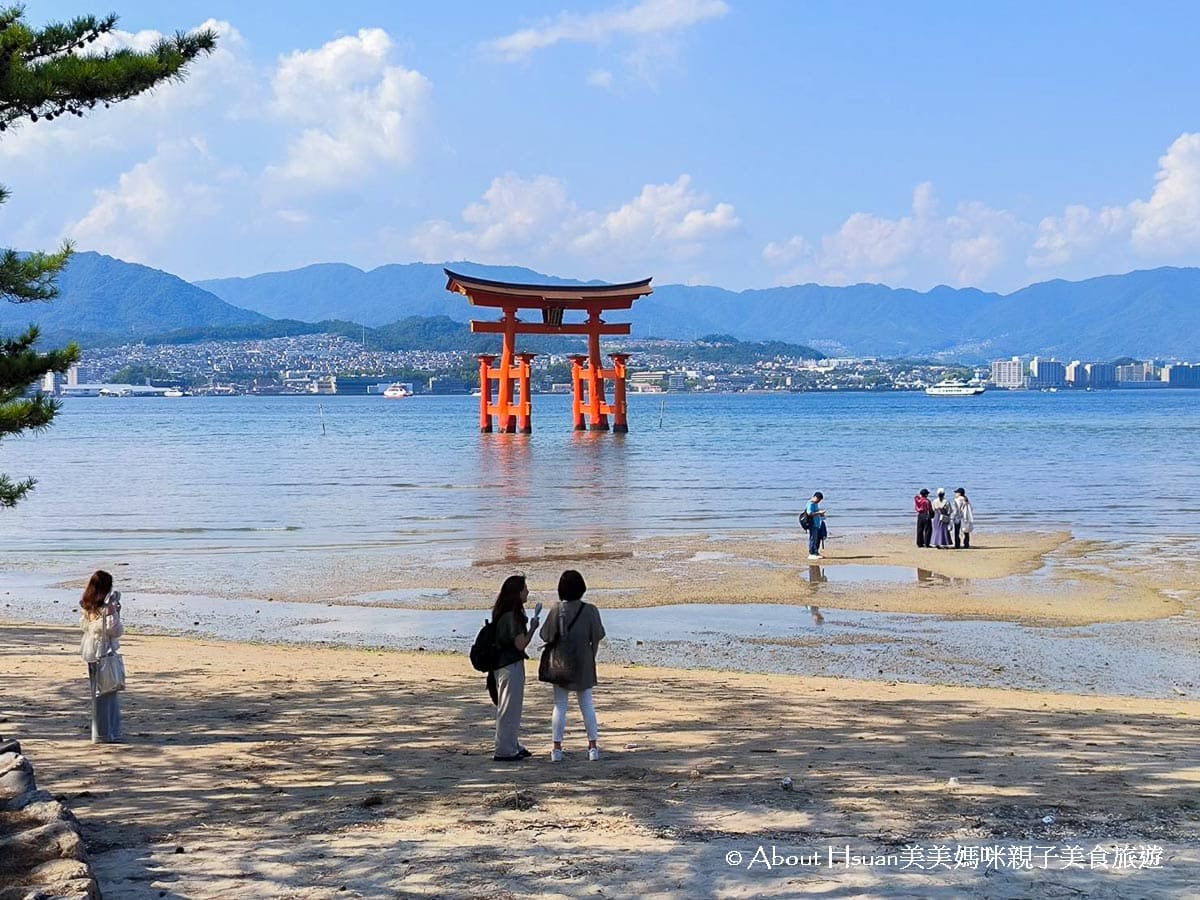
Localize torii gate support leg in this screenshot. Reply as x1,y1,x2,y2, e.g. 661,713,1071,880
570,355,587,430
517,352,536,434
586,309,609,431
499,308,517,433
477,354,494,433
611,353,630,433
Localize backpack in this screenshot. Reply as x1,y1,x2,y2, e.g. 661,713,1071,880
798,511,813,531
469,619,501,672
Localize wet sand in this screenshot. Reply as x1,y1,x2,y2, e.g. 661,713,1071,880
5,529,1189,625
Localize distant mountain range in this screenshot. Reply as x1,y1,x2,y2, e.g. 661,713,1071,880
198,260,1200,360
4,251,1199,361
0,252,266,346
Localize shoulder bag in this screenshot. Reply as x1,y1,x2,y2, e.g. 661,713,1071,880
538,603,585,687
94,617,126,697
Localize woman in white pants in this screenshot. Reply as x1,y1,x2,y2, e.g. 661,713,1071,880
79,570,124,744
539,570,606,761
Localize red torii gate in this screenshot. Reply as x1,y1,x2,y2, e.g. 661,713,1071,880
444,269,653,433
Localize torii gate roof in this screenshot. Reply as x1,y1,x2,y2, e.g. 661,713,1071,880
445,268,653,310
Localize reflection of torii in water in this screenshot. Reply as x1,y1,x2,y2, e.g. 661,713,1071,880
444,269,652,434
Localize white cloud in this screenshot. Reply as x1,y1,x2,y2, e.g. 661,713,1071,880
66,139,239,265
487,0,728,61
1028,204,1131,268
267,28,432,190
764,183,1024,289
1029,132,1200,271
1129,132,1200,253
574,175,739,254
409,173,738,279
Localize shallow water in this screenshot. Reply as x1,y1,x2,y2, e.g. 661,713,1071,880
8,573,1196,699
805,564,918,584
1,391,1198,567
3,390,1198,692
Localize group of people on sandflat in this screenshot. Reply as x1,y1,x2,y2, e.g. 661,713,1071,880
915,487,974,549
801,487,976,559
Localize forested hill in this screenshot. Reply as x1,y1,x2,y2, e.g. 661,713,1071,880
0,252,265,346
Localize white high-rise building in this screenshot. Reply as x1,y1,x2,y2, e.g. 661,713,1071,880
990,356,1025,389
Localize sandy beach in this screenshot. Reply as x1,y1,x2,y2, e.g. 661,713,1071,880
3,624,1199,898
3,529,1200,897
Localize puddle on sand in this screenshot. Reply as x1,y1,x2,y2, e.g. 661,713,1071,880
805,564,926,584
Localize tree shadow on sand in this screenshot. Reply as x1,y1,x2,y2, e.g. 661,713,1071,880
4,625,1198,898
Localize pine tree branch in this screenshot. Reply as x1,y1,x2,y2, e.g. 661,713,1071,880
0,15,216,129
0,6,213,507
0,472,37,508
0,243,73,302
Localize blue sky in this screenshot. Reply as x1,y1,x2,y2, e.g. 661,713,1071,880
7,1,1200,292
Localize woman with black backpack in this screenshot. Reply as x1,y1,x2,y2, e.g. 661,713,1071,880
491,574,541,762
539,569,607,762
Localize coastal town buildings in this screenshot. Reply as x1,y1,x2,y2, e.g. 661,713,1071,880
1084,362,1118,387
31,334,1198,398
990,357,1025,389
1029,357,1067,388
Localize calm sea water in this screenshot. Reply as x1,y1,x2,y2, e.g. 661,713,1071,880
1,390,1198,557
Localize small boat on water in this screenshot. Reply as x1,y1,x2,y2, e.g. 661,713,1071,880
164,388,187,398
926,379,985,397
382,383,411,399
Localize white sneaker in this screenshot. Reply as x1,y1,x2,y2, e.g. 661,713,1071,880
550,748,563,762
808,554,822,560
588,747,601,762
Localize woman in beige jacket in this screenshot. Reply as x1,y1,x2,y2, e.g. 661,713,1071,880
79,570,124,743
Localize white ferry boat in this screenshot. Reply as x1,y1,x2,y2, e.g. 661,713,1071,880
382,383,411,399
925,379,985,397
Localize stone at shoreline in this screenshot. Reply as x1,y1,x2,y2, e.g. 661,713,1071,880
0,790,53,813
0,820,85,867
0,766,35,800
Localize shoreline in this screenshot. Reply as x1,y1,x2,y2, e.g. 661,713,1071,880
4,624,1199,898
4,528,1198,700
4,528,1189,623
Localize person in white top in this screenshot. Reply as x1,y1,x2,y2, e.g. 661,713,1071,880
79,570,124,743
952,488,975,549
